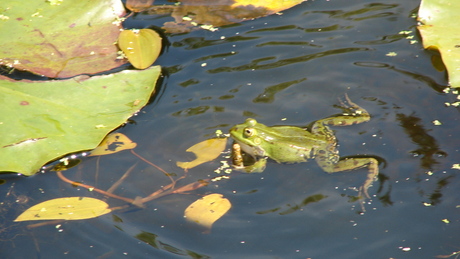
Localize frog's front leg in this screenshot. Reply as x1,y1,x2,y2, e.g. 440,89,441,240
232,143,267,173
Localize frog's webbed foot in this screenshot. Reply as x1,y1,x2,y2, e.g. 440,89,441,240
317,94,370,127
335,94,371,124
357,157,379,212
232,158,266,173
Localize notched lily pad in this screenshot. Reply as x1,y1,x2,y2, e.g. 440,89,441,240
0,66,161,176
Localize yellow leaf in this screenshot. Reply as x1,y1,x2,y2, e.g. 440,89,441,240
90,133,137,156
232,0,305,13
118,29,162,69
176,138,227,170
14,197,111,222
184,193,231,230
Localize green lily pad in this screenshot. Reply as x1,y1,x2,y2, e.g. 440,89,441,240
0,0,126,78
0,66,161,176
418,0,460,88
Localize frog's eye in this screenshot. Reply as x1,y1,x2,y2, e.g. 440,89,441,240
243,127,256,137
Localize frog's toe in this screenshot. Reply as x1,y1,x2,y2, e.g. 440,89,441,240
358,185,371,199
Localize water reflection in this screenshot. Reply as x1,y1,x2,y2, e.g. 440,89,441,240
313,3,399,21
376,173,393,207
355,34,407,45
171,105,225,117
425,175,453,205
396,113,447,169
354,62,446,92
253,78,307,103
208,47,371,73
256,194,327,215
136,231,211,258
172,36,258,50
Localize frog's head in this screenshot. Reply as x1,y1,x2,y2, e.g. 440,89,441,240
229,118,266,157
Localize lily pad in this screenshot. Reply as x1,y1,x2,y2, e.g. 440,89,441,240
0,66,161,176
0,0,126,78
418,0,460,87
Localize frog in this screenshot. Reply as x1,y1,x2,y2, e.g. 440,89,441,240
229,94,379,203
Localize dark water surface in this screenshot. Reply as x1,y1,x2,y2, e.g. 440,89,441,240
2,0,459,258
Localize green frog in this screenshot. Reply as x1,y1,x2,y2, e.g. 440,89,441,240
229,95,379,202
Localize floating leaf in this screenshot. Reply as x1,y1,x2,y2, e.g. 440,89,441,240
118,29,162,69
184,193,231,231
418,0,460,87
176,138,227,170
150,0,305,33
90,133,137,156
14,197,111,222
0,66,161,175
126,0,155,12
0,0,126,78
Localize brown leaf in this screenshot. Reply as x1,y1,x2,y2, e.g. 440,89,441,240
126,0,155,12
90,133,137,156
148,0,305,33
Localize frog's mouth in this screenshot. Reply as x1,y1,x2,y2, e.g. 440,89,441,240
233,139,265,158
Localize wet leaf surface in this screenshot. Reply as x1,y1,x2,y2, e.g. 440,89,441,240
0,66,161,175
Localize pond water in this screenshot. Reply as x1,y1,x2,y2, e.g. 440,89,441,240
2,0,460,258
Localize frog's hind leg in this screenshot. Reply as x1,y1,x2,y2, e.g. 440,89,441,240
316,155,379,207
319,94,371,127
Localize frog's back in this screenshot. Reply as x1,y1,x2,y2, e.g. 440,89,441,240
261,126,326,163
270,126,328,143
